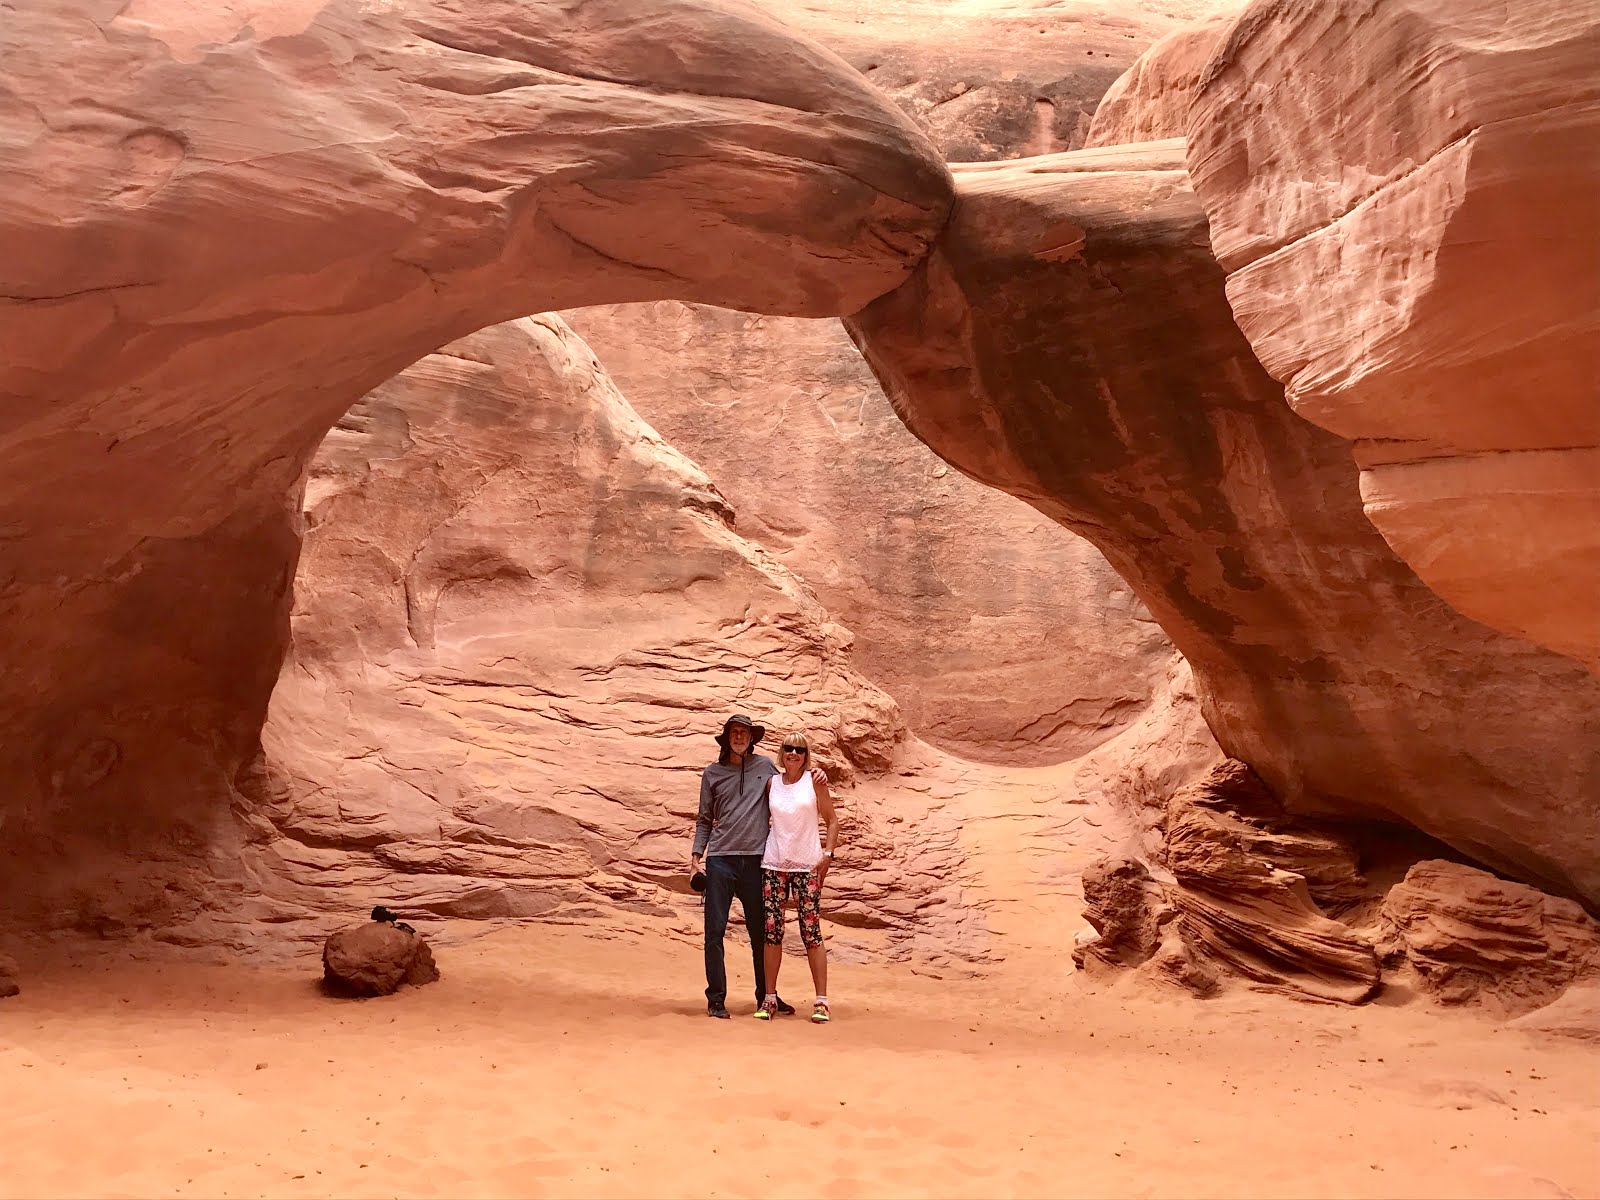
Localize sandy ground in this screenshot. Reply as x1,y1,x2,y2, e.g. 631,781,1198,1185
3,919,1597,1200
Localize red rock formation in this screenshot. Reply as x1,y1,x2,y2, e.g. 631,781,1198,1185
565,302,1177,765
1380,860,1600,1016
560,4,1243,766
1161,762,1378,1003
322,921,440,998
1185,0,1600,672
1073,856,1171,973
847,142,1600,906
0,0,949,928
1084,9,1238,147
1074,762,1379,1004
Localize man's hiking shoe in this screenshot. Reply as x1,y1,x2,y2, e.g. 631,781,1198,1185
775,997,796,1016
811,1001,831,1024
707,1003,730,1019
753,997,780,1021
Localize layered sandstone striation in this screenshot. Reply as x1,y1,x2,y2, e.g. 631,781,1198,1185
1379,860,1600,1016
242,316,987,955
1074,762,1379,1004
0,0,950,927
1074,768,1600,1013
1185,0,1600,671
1159,762,1378,1003
566,302,1177,764
848,142,1600,905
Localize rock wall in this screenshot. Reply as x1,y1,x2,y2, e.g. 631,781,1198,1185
237,316,982,950
566,302,1177,765
848,142,1600,906
1185,0,1600,672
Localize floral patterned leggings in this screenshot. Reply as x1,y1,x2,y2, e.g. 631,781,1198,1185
762,868,824,948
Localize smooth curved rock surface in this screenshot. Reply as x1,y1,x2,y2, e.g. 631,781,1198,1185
565,301,1177,765
848,142,1600,905
558,5,1212,765
0,0,950,927
1085,9,1238,147
1185,0,1600,671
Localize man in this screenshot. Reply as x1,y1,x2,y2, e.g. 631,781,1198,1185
691,713,822,1019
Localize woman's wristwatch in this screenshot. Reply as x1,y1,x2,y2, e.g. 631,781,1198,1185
823,850,834,859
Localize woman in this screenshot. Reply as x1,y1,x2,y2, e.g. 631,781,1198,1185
754,731,839,1024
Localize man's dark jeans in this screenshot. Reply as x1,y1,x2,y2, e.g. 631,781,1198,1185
704,853,766,1008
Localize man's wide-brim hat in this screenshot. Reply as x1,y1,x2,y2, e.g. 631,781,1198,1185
715,712,766,749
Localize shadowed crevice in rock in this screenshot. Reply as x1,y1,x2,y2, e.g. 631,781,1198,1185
846,142,1600,906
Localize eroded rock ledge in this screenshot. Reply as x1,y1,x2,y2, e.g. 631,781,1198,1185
1075,762,1378,1004
1076,762,1600,1014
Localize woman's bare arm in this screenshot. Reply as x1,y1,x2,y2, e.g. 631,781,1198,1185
816,777,839,868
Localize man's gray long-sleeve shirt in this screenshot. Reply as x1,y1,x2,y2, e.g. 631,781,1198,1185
693,753,778,857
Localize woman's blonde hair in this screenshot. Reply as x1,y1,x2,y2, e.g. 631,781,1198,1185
777,730,810,759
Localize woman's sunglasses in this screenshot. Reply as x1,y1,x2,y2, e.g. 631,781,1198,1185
781,745,807,755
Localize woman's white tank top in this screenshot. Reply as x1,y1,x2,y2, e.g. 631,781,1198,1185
763,772,823,872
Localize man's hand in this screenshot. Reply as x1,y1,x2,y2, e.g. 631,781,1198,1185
691,853,704,876
809,765,827,786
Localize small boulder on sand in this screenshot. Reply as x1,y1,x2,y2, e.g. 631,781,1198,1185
322,921,440,998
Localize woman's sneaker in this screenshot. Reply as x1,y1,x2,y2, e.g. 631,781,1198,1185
811,1000,830,1024
753,996,780,1021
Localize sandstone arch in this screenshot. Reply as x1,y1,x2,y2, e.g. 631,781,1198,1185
0,0,951,925
847,141,1600,906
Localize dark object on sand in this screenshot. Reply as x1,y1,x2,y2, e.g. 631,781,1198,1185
371,904,417,935
0,952,18,999
323,916,439,997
